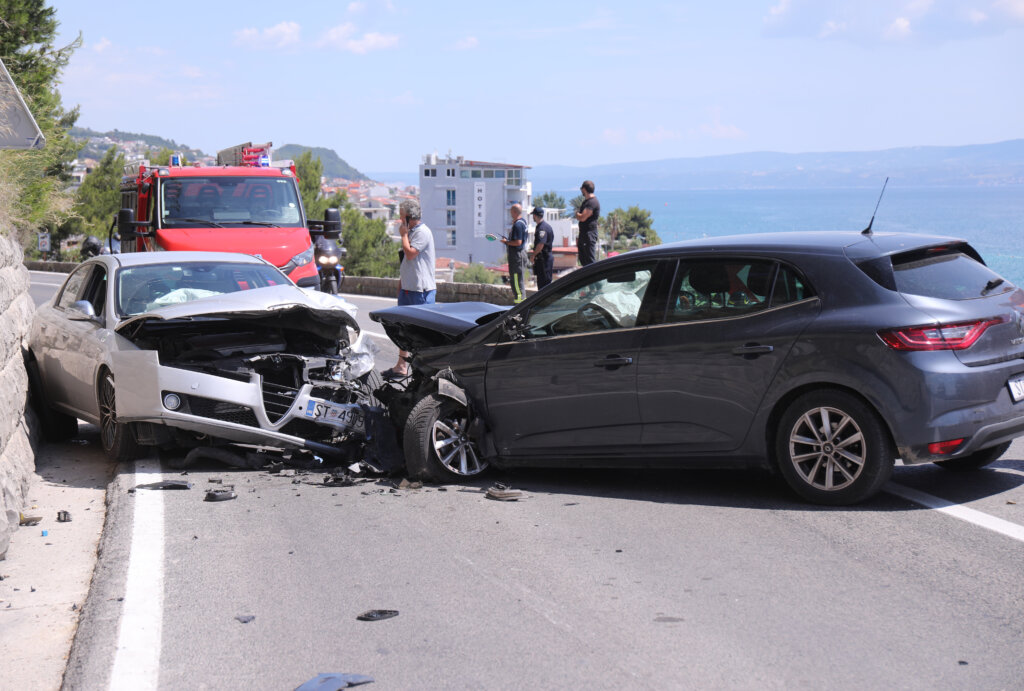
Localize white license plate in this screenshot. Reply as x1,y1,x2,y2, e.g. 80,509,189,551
303,399,363,430
1009,375,1024,403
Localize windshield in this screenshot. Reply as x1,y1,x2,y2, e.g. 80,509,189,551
117,261,292,316
160,176,303,228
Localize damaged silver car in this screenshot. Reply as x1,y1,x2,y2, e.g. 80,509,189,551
27,252,388,466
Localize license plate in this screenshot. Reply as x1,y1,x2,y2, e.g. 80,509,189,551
303,399,363,431
1008,375,1024,403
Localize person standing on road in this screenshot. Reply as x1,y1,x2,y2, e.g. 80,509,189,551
383,200,436,379
575,180,601,266
529,206,554,290
502,203,528,303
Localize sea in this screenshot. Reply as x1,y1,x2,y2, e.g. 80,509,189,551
555,187,1024,285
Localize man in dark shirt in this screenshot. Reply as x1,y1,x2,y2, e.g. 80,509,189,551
529,206,554,289
502,203,528,303
575,180,600,266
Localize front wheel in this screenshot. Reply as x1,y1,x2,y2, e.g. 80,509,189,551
775,390,894,505
933,442,1010,471
98,370,140,462
403,393,487,482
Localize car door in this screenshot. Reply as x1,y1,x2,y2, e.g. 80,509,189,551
59,264,111,418
637,258,820,453
36,264,94,414
483,260,664,459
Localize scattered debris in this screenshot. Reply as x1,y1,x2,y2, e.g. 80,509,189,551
356,609,398,622
235,614,255,624
294,672,375,690
1008,500,1017,505
958,660,969,666
280,469,297,477
323,471,357,487
209,478,223,484
57,511,72,523
205,487,238,502
18,513,41,526
563,502,579,506
71,604,77,611
486,483,523,501
397,479,422,490
134,480,193,491
41,530,48,537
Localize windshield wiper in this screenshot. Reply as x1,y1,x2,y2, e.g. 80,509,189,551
239,220,281,227
164,217,224,228
982,278,1005,295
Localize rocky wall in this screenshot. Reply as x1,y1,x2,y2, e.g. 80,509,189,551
0,237,39,559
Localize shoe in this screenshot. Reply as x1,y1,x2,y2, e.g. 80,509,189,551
381,368,409,380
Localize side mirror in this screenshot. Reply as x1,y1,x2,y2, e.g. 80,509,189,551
502,313,529,341
68,300,98,322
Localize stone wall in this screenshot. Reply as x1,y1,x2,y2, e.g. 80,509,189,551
0,237,38,559
340,276,523,305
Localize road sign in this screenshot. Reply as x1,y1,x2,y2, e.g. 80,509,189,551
37,232,50,252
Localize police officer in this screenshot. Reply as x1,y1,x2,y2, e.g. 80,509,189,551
502,203,528,303
529,206,554,289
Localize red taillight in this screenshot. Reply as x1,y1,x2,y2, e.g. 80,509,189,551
878,317,1004,351
928,438,965,455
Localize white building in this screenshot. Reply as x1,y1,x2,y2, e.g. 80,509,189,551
418,153,531,265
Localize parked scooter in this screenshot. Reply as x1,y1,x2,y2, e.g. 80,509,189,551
309,208,347,295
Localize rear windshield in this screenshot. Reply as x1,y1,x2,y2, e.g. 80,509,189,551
893,248,1014,300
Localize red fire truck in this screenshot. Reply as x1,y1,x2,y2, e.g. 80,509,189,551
116,142,320,288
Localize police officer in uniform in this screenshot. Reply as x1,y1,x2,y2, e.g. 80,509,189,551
502,203,528,303
529,206,554,289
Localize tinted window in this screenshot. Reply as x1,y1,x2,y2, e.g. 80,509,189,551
773,265,813,305
893,251,1012,300
55,265,91,310
667,260,775,323
117,261,290,315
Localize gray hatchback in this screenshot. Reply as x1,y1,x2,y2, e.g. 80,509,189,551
372,231,1024,504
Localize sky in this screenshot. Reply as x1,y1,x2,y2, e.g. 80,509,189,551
47,0,1024,174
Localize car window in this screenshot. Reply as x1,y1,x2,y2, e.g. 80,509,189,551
772,265,814,305
80,265,107,317
524,262,656,337
117,261,291,315
667,260,776,323
892,250,1013,300
55,265,92,310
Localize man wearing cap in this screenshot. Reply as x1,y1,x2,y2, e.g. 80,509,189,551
529,206,554,289
502,203,528,303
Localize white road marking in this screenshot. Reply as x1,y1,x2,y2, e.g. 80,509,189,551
886,482,1024,543
109,459,164,690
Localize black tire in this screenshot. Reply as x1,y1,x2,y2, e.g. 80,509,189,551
933,442,1010,471
337,270,346,291
97,369,140,462
358,369,384,407
25,358,78,441
775,390,894,505
324,275,338,295
403,393,487,482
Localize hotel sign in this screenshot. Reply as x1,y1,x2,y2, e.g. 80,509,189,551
474,181,486,237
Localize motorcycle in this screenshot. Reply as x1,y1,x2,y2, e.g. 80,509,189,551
309,208,347,295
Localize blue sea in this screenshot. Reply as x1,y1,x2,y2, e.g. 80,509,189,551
557,187,1024,285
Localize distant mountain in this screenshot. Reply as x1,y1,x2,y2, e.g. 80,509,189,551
275,144,368,181
530,140,1024,191
69,126,205,161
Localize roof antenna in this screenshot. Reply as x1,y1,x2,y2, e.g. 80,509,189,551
862,177,889,236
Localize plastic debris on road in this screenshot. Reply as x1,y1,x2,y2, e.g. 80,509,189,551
356,609,399,622
133,480,193,491
485,483,523,501
205,487,237,502
57,510,71,522
294,672,375,690
235,614,255,624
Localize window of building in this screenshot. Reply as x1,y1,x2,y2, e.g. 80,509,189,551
447,209,457,226
471,170,482,178
494,170,505,178
446,229,456,246
460,170,470,178
483,170,494,178
506,169,522,185
446,168,455,177
423,168,436,177
446,189,456,206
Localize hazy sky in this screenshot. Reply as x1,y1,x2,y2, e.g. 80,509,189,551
48,0,1024,172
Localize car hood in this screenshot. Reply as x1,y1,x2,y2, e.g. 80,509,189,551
115,284,360,341
370,302,508,351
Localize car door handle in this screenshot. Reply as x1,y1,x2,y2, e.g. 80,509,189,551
732,344,773,356
594,355,633,369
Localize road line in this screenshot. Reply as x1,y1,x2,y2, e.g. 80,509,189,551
886,482,1024,543
109,459,164,690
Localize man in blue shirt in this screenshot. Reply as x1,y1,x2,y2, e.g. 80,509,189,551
502,203,528,303
529,206,554,289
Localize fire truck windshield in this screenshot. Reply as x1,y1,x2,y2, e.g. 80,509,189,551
160,176,303,228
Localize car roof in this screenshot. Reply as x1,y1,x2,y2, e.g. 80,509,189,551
109,251,269,268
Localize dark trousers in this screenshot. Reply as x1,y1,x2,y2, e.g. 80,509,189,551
508,251,526,303
533,254,553,289
578,231,598,266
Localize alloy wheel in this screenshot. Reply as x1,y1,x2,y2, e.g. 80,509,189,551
787,405,866,492
99,374,118,451
431,412,485,476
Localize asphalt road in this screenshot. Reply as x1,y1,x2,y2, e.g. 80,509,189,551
28,270,1024,689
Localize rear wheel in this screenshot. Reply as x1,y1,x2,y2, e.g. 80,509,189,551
403,393,487,482
98,370,140,462
25,358,77,441
933,442,1010,471
776,390,894,505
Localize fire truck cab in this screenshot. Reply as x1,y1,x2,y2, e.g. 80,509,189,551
117,142,320,288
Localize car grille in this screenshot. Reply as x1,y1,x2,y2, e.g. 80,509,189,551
262,381,300,423
184,395,260,428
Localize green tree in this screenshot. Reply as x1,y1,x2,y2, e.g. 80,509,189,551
0,0,81,243
455,263,498,284
294,149,349,220
569,194,584,214
60,145,125,241
534,190,567,215
340,207,398,278
147,147,186,166
601,205,662,254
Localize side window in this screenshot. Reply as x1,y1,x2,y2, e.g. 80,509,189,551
668,260,775,323
55,266,92,310
773,265,814,305
524,262,656,337
81,266,107,317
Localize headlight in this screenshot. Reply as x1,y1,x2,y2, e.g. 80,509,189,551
290,245,314,266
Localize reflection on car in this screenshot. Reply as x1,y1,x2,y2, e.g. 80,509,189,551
27,251,382,467
372,231,1024,505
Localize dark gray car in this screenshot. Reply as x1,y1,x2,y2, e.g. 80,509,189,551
371,231,1024,504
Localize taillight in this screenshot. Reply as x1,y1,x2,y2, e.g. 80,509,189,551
928,438,965,455
878,317,1004,351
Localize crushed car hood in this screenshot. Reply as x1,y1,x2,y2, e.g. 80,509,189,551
370,302,507,351
116,284,360,341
